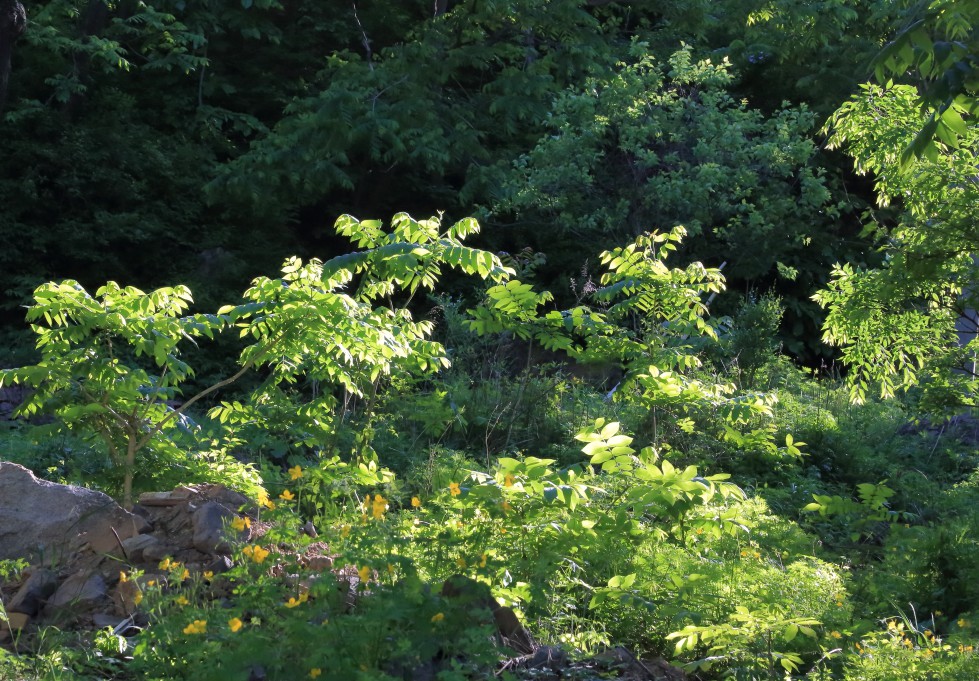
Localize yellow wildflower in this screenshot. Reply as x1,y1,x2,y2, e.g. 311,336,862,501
411,496,421,508
830,631,842,639
231,516,251,532
147,580,156,587
288,465,304,480
243,545,270,563
431,613,445,623
133,590,143,606
228,617,243,633
119,571,128,583
958,618,970,628
504,474,514,488
203,571,214,580
256,488,277,509
358,565,371,583
183,619,207,635
175,595,189,606
285,595,308,608
180,569,190,581
372,494,387,520
309,670,322,679
280,489,295,501
159,558,173,571
449,482,461,497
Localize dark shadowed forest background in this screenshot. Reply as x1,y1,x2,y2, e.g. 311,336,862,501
0,1,978,679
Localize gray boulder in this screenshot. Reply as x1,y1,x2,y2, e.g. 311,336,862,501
0,462,148,564
6,567,58,616
192,501,239,555
45,570,108,612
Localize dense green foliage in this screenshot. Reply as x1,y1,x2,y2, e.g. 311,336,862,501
1,212,978,680
1,0,978,679
817,81,978,410
0,0,893,364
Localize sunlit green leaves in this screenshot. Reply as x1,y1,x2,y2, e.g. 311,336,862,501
666,606,820,673
820,81,979,407
0,211,509,499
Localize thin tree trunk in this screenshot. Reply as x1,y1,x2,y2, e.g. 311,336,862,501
66,0,111,119
0,0,26,116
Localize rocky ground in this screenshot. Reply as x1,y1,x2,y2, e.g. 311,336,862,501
0,462,687,680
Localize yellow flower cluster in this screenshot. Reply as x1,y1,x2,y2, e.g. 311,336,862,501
242,545,271,564
231,516,252,532
183,620,207,635
280,489,295,501
228,617,243,633
289,465,304,480
449,482,461,497
370,494,387,519
411,496,421,508
159,557,181,571
285,593,309,608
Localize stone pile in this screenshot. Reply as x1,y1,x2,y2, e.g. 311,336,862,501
0,462,252,641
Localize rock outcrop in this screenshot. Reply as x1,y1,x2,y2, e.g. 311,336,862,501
0,462,148,564
0,470,253,639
